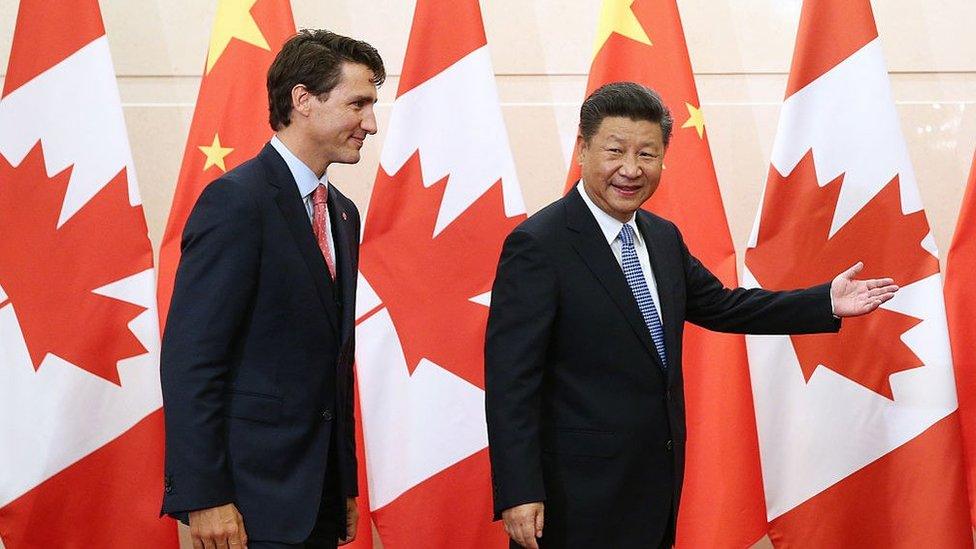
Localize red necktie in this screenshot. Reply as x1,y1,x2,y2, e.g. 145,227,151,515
312,183,337,280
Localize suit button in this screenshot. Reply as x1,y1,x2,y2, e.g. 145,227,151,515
321,409,334,421
665,439,673,451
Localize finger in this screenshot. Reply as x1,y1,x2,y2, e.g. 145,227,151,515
866,277,896,290
520,520,540,549
193,537,205,549
237,514,248,549
535,506,545,538
338,526,357,545
866,285,898,299
511,521,528,548
843,261,864,280
200,535,218,549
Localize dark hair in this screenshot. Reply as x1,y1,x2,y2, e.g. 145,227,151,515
267,29,386,130
579,82,673,147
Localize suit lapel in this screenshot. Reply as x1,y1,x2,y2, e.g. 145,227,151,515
636,212,677,380
564,191,663,367
328,185,357,345
260,144,340,334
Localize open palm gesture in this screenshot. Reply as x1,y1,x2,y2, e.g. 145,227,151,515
830,262,899,317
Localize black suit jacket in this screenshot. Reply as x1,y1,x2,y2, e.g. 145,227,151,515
485,189,839,548
160,144,360,543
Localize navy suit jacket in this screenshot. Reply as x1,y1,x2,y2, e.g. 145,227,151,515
160,144,360,543
485,189,840,548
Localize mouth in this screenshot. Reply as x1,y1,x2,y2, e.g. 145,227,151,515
350,136,365,148
610,183,642,197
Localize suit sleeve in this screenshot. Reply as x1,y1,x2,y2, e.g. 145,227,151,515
677,228,840,334
485,229,558,520
160,178,261,516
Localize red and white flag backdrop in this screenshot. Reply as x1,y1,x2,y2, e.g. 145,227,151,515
0,0,178,546
744,0,971,546
354,0,525,546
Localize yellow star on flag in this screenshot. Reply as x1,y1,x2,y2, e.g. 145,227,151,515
681,102,705,139
593,0,652,58
198,133,234,172
205,0,270,74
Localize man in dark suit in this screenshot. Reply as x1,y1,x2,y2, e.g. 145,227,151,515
485,82,898,549
160,30,384,549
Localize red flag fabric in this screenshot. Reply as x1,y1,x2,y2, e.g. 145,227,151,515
156,0,296,330
566,2,765,546
354,1,525,546
0,0,178,546
946,151,976,526
744,1,971,546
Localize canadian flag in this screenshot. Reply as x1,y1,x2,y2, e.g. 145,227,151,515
566,2,765,546
0,0,177,547
946,151,976,526
743,0,971,546
355,0,525,546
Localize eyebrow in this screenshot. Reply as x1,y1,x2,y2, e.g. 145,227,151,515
349,94,378,104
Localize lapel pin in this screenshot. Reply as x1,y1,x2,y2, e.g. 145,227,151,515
342,212,347,221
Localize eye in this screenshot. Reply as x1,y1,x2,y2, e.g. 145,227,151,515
606,147,623,154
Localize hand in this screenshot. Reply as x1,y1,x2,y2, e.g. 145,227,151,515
830,262,899,317
338,497,359,545
189,503,247,549
502,502,544,549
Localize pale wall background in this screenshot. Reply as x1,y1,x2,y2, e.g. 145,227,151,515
0,0,974,548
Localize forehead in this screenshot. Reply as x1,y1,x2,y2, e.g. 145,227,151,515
592,116,663,146
333,62,378,98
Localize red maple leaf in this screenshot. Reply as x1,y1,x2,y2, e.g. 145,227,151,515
360,152,525,389
745,151,939,399
0,143,153,385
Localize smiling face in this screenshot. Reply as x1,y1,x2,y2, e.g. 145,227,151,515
578,116,665,222
303,61,379,167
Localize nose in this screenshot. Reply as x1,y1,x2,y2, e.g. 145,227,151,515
618,154,642,178
362,106,378,135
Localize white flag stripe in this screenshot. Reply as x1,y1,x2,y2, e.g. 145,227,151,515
0,30,160,507
745,37,958,520
0,37,141,226
357,308,488,510
379,46,525,235
769,40,923,237
0,268,161,506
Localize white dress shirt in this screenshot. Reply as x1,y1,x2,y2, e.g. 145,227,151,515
270,135,337,268
577,181,663,324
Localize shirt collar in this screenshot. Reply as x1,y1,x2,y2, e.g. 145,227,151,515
270,135,327,200
576,180,643,248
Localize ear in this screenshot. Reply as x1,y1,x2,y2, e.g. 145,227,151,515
291,84,311,118
575,132,587,166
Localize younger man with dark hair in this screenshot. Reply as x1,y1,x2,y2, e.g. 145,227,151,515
161,29,384,549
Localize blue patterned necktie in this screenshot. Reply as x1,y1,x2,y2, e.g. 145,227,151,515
619,224,667,369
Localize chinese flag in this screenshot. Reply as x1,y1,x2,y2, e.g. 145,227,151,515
567,2,766,547
946,151,976,527
0,0,177,546
355,0,524,547
744,0,971,546
157,0,296,330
